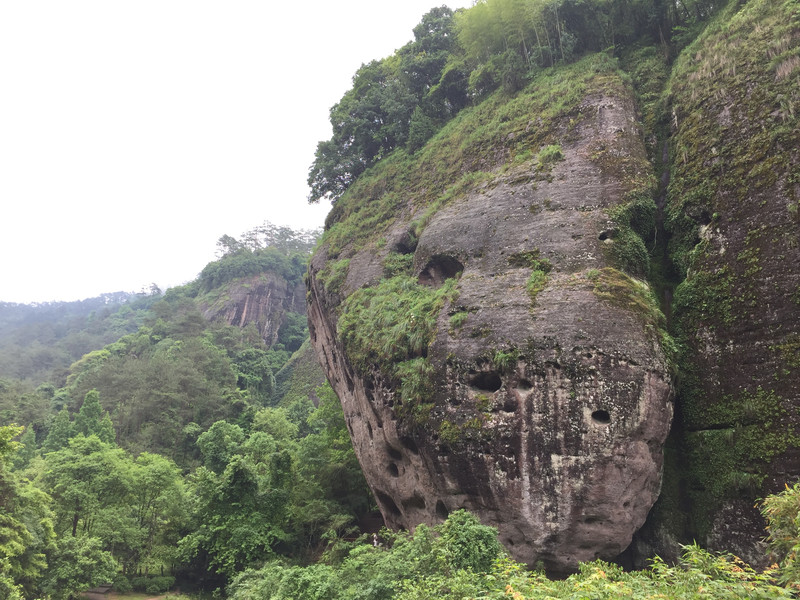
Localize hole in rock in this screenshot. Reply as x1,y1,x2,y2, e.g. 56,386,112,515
470,371,502,392
517,379,532,391
400,435,419,454
402,493,427,511
591,409,611,425
367,422,374,439
584,515,601,524
344,370,355,393
598,228,617,241
503,396,519,412
376,491,402,516
418,254,464,288
388,463,399,477
364,377,375,394
436,500,449,520
386,445,403,461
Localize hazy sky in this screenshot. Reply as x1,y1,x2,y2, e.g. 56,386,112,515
0,1,469,304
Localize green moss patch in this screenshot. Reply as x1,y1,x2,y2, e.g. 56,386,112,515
665,0,800,275
588,268,666,330
337,276,458,423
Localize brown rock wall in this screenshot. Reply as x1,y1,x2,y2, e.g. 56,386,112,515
308,85,674,571
202,273,305,347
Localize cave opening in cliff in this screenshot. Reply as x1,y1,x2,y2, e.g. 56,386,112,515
402,493,427,511
400,435,419,454
386,444,403,461
470,371,503,392
591,409,611,424
418,254,464,287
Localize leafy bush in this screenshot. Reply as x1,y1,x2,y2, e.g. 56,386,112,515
228,509,792,600
762,481,800,585
199,248,306,291
436,510,502,572
527,270,550,304
337,276,457,421
112,575,132,593
131,575,175,593
537,143,564,167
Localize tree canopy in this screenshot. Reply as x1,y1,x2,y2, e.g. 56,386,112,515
308,0,722,204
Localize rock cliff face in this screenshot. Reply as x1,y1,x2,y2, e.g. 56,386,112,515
657,0,800,566
308,61,674,571
201,274,306,347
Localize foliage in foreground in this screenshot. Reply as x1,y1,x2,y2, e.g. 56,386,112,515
227,509,792,600
762,481,800,586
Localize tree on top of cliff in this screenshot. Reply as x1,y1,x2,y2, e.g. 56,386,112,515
307,0,725,204
307,7,457,203
216,221,321,258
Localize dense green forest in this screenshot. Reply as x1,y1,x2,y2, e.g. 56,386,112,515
1,224,375,598
2,0,800,596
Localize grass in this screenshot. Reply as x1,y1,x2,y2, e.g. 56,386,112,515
526,270,550,304
319,52,629,263
337,276,458,423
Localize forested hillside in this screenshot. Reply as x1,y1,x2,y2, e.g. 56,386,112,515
0,292,155,384
1,224,373,598
2,0,799,596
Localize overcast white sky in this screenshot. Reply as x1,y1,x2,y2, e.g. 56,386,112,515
0,1,469,304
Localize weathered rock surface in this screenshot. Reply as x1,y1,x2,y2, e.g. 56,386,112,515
660,0,800,566
201,273,306,347
308,81,674,570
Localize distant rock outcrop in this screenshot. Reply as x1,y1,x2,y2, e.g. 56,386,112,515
201,273,306,347
307,67,674,571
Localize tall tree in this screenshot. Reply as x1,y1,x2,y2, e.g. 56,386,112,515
43,408,72,453
73,389,106,439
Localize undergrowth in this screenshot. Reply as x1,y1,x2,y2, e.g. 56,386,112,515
337,277,458,423
227,509,795,600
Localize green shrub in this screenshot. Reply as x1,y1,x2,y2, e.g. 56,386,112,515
449,310,469,330
527,270,550,303
761,481,800,585
112,575,132,593
130,575,174,593
436,509,502,572
537,143,564,168
337,276,457,421
383,252,414,278
605,226,650,277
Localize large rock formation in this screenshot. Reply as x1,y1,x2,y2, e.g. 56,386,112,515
200,273,306,347
656,0,800,566
308,60,674,571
